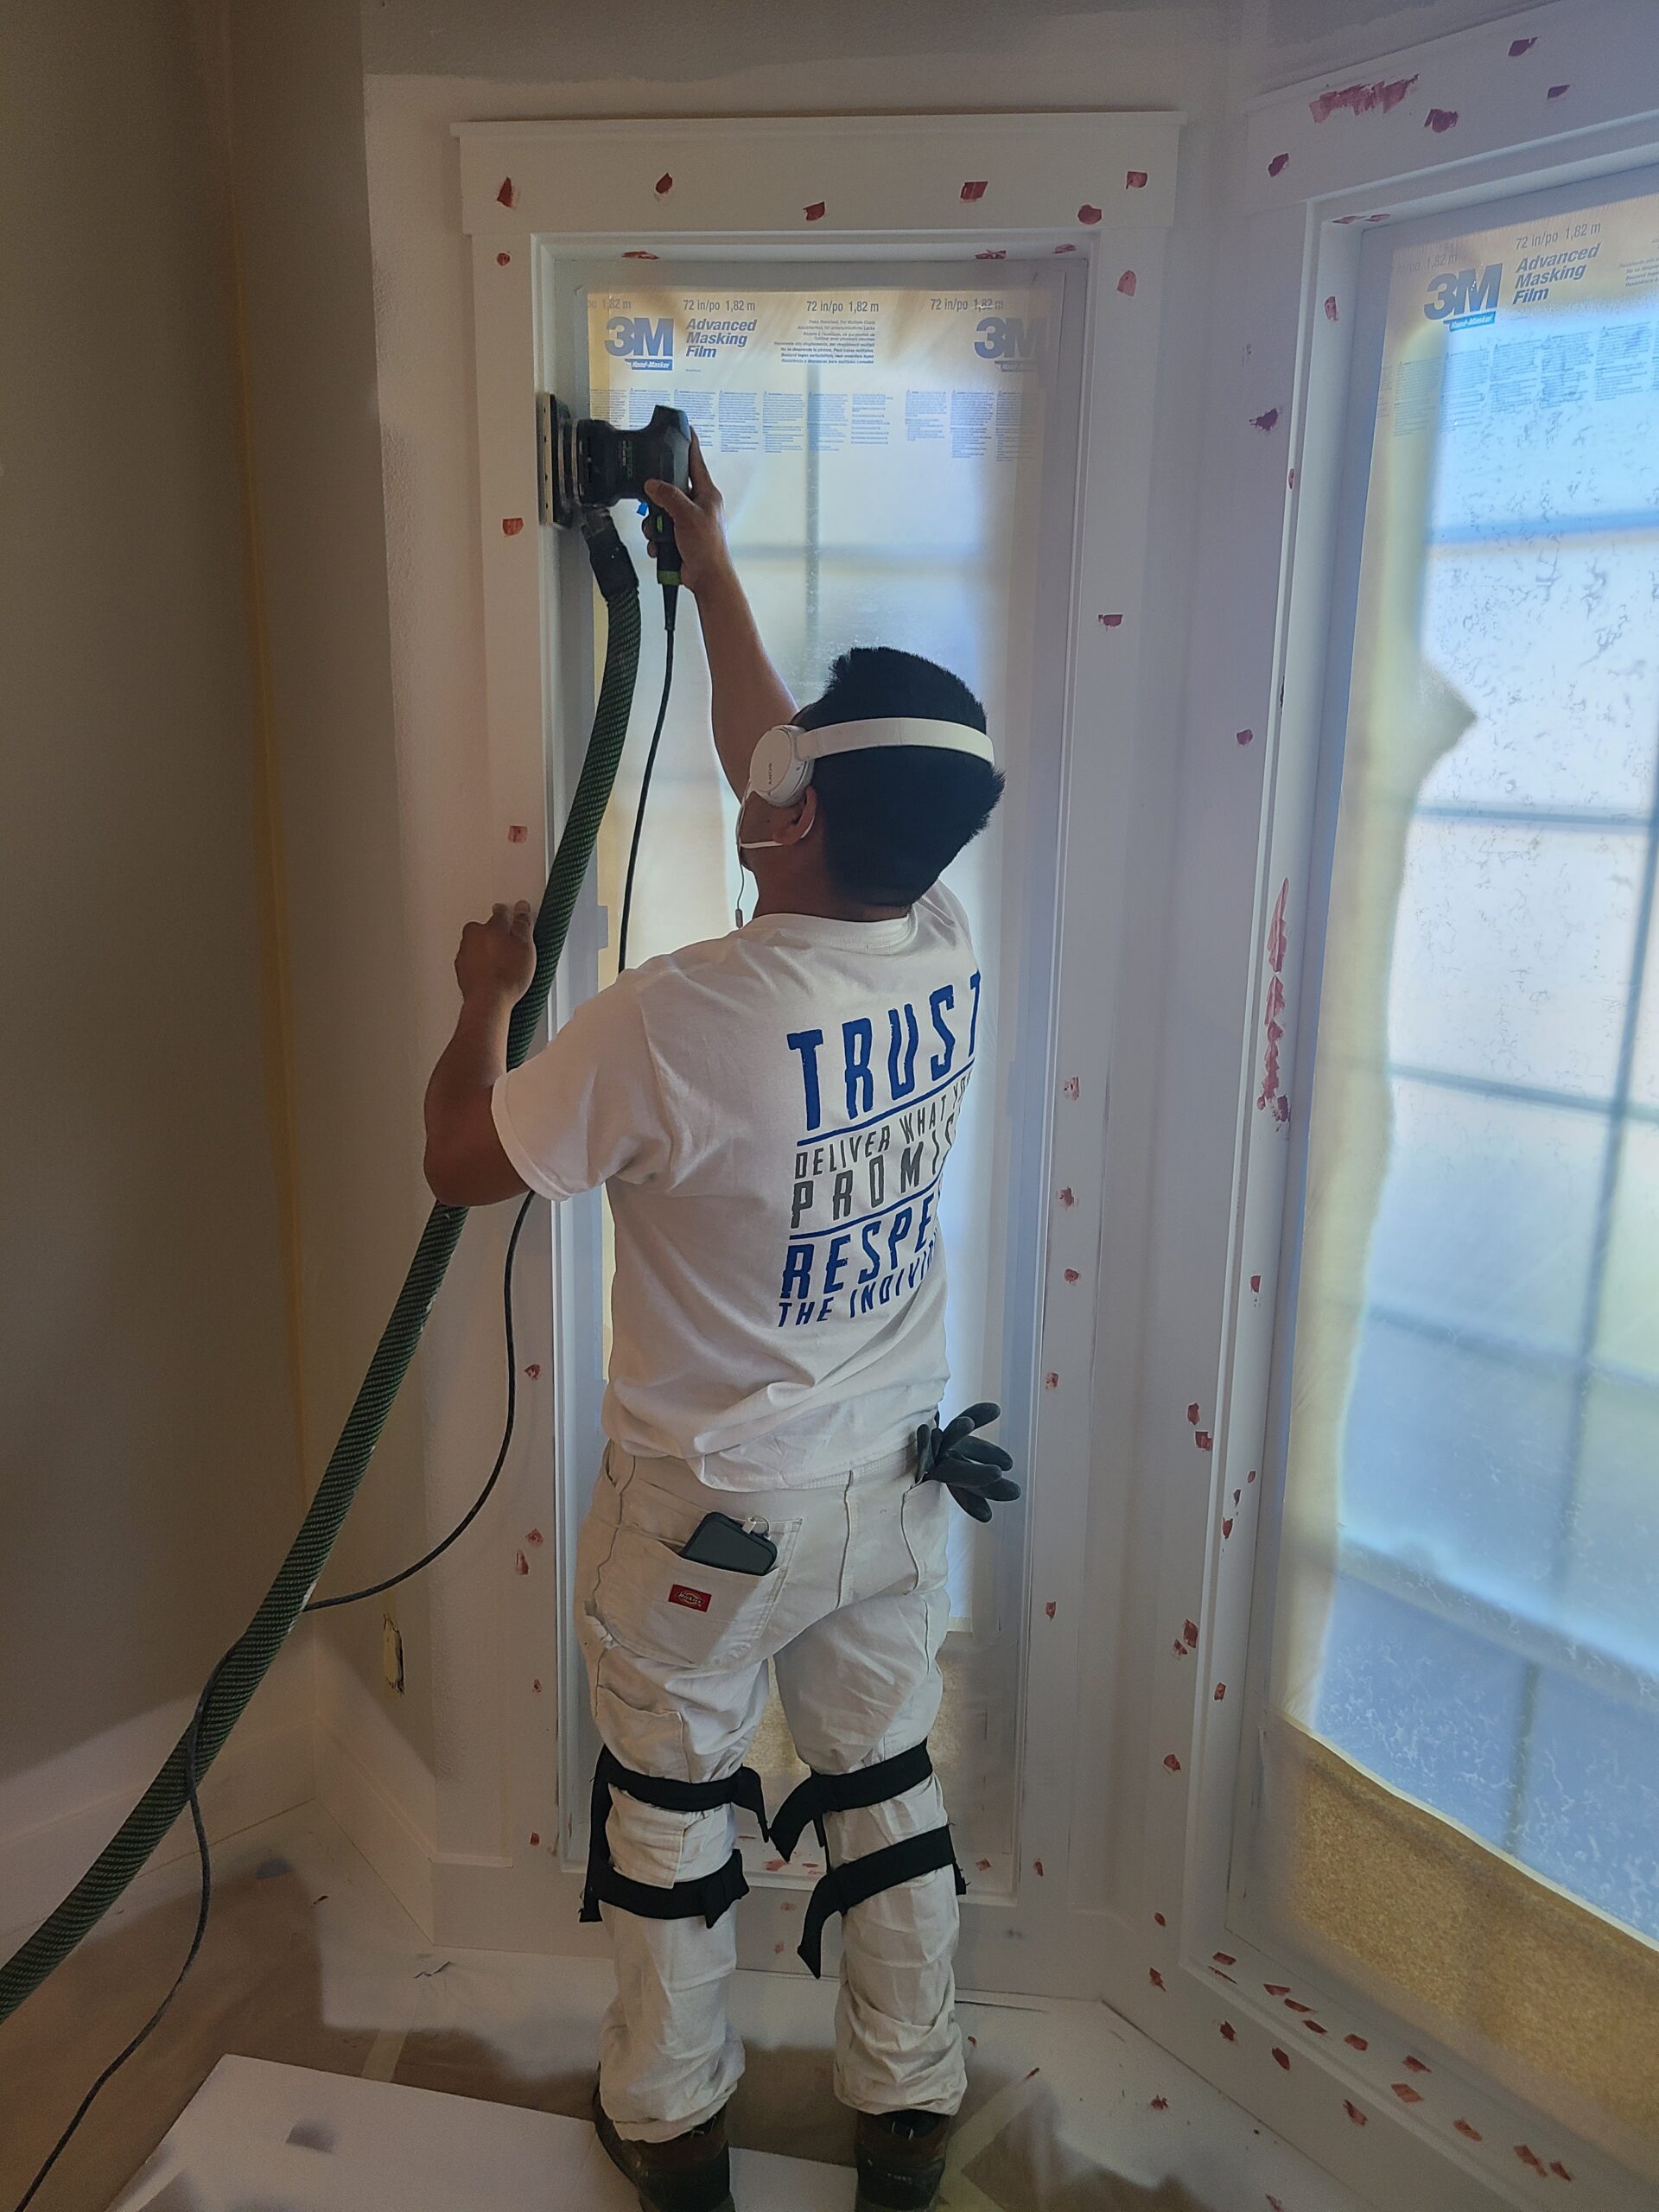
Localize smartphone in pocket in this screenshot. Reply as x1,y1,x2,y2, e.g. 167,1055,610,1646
677,1513,778,1576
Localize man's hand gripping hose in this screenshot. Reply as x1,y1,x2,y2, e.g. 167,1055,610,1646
915,1402,1020,1523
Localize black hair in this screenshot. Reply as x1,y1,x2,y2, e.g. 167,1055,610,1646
796,647,1003,907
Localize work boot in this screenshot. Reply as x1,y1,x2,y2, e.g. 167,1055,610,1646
594,2087,735,2212
854,2108,951,2210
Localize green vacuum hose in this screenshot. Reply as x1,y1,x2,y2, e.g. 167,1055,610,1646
0,543,643,2026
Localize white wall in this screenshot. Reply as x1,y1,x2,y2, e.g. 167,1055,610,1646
342,0,1554,1936
0,0,310,1926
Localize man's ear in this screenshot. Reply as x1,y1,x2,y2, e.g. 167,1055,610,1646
778,787,818,846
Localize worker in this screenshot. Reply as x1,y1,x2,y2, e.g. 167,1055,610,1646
422,435,1018,2212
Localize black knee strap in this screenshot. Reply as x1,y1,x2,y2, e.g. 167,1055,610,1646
772,1742,966,1977
581,1746,771,1928
771,1740,937,1861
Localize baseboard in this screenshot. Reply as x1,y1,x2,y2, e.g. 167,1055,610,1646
0,1681,315,1950
314,1712,436,1937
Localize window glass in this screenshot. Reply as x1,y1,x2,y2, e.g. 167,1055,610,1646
575,277,1059,1882
1273,184,1659,1940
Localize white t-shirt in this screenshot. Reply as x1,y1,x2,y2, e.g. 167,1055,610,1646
492,885,982,1488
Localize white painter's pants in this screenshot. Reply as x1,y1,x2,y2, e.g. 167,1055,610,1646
574,1439,965,2143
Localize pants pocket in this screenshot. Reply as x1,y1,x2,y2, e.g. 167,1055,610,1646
593,1477,799,1672
900,1475,951,1598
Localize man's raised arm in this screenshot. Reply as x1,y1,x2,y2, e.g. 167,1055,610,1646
645,435,796,799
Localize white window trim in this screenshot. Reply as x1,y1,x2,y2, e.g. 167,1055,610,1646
450,109,1183,2006
1129,6,1659,2208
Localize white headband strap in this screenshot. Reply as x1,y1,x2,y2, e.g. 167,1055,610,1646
795,716,995,768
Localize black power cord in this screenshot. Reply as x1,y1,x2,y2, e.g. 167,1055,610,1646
13,597,680,2212
616,588,677,976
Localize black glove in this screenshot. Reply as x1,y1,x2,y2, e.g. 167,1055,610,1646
915,1402,1020,1523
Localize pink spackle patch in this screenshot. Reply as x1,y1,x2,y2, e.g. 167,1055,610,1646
524,1363,542,1380
1548,83,1570,99
1220,2021,1236,2041
1267,153,1289,178
1063,1075,1081,1100
1272,2048,1291,2071
1287,467,1298,492
961,180,988,202
1425,108,1459,132
765,1858,785,1872
1154,1911,1166,1926
502,516,524,536
1453,2119,1482,2140
1187,1402,1201,1426
1248,1467,1257,1483
976,250,1007,260
526,1529,544,1547
1510,35,1537,55
775,1941,787,1955
1211,1967,1236,1983
496,251,512,266
514,1550,530,1575
1195,1431,1213,1452
1044,1372,1059,1391
1058,1186,1076,1207
1344,2100,1368,2126
1148,1968,1164,1989
507,824,528,843
977,1858,993,1872
1213,1952,1236,1966
1222,1517,1234,1538
1077,202,1103,225
1256,880,1290,1115
1284,1999,1313,2014
1173,1640,1188,1657
1098,612,1122,627
529,1831,540,1847
1183,1619,1199,1649
1045,1599,1058,1618
1265,1984,1291,1996
804,200,826,222
1063,1268,1079,1284
497,176,515,207
1392,2083,1422,2106
1250,407,1281,434
1052,243,1077,254
1163,1752,1183,1773
1344,2033,1368,2051
1403,2056,1429,2073
1309,73,1417,123
1324,295,1338,323
1236,728,1255,747
1550,2163,1573,2182
1249,1274,1262,1292
1033,1859,1045,1877
623,250,660,260
1124,171,1147,190
655,173,673,194
1117,270,1137,296
1214,1681,1227,1700
1150,2094,1168,2109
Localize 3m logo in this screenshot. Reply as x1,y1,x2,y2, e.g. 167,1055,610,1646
605,314,674,370
668,1583,712,1611
972,315,1046,368
1424,264,1501,322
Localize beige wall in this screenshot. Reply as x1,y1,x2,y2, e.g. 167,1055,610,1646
224,0,441,1785
0,2,300,1789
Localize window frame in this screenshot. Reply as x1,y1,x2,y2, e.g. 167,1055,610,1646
455,108,1183,2005
1128,13,1659,2207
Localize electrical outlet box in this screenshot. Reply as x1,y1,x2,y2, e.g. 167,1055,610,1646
382,1614,404,1695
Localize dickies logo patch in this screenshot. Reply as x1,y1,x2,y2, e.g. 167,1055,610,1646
668,1583,712,1612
